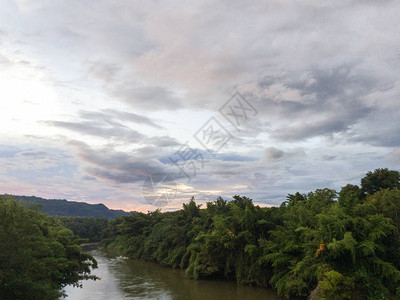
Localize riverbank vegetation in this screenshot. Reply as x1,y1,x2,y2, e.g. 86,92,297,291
101,168,400,299
58,216,108,242
0,196,98,300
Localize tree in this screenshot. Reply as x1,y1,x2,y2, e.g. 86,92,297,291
361,168,400,195
0,196,98,300
101,170,400,299
338,184,363,211
57,216,109,242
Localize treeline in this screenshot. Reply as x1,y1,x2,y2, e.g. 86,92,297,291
58,216,109,242
0,196,98,300
101,168,400,299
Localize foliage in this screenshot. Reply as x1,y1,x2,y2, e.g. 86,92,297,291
361,168,400,196
0,196,98,300
101,169,400,299
57,216,109,242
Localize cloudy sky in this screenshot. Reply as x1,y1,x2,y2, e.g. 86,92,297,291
1,0,399,211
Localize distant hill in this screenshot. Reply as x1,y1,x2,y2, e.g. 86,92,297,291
3,194,131,219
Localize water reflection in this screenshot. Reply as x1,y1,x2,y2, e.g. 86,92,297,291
64,245,281,300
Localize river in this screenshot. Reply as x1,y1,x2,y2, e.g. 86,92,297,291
63,244,282,300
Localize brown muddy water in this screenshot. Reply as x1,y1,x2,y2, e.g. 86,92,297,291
63,244,282,300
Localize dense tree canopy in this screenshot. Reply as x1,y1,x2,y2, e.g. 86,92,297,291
58,216,109,242
0,196,98,300
361,168,400,195
102,169,400,299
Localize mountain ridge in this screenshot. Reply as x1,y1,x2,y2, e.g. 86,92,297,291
2,194,131,219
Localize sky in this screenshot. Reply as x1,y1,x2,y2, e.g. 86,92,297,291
0,0,399,212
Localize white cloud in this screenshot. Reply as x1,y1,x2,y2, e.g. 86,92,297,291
0,0,399,210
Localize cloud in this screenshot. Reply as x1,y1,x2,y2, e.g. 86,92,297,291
1,0,400,210
145,136,181,148
67,141,176,184
244,65,375,142
43,120,145,141
41,108,166,143
112,84,183,111
344,106,400,147
388,149,400,164
263,147,285,161
80,109,164,129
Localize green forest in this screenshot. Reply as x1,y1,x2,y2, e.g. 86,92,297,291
101,168,400,299
57,216,109,242
0,196,98,300
2,168,400,299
